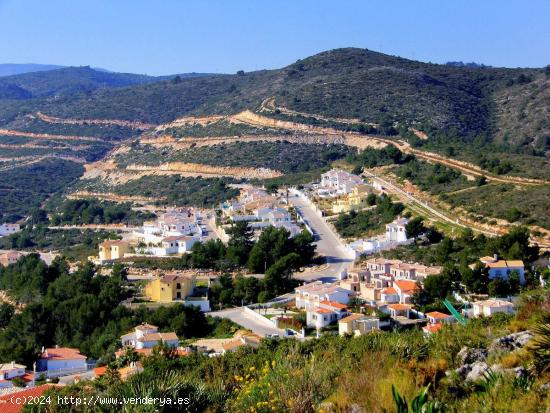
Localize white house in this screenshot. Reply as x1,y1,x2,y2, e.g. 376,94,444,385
425,311,455,325
479,255,525,284
240,186,269,203
220,201,244,217
295,282,353,311
348,218,413,258
120,323,179,350
0,223,20,237
134,209,203,245
37,347,87,377
0,362,26,388
272,221,302,237
380,287,400,304
393,280,420,304
156,236,199,256
472,300,515,317
385,218,409,242
387,303,412,319
320,170,363,196
306,300,349,329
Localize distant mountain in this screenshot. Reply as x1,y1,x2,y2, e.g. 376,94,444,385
0,66,221,100
0,63,65,77
0,66,163,99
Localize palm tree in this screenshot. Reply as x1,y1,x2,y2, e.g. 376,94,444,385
529,322,550,374
107,369,225,412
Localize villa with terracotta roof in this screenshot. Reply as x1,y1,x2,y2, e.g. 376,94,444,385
37,347,87,378
421,311,454,335
425,311,455,324
306,300,350,329
380,286,400,303
393,280,420,304
387,303,412,318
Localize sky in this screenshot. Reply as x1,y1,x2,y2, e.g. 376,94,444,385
0,0,549,75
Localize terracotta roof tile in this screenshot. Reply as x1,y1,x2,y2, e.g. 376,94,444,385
0,385,54,413
425,311,452,319
320,300,348,310
40,348,86,361
394,280,419,293
388,304,411,311
423,323,444,334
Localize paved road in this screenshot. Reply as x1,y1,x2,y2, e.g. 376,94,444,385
209,307,285,337
362,171,499,237
289,191,354,282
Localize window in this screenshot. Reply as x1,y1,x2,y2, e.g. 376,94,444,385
176,292,181,299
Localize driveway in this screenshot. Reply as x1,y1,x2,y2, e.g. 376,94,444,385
209,307,285,337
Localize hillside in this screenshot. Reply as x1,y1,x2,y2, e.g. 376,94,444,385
1,49,547,152
0,48,549,229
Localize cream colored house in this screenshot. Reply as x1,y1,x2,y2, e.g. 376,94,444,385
98,240,130,262
472,299,514,317
338,313,379,336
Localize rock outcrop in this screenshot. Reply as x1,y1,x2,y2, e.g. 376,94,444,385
451,331,533,382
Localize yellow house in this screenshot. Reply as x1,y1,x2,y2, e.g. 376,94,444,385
144,273,196,303
348,184,370,205
98,240,130,262
332,184,371,214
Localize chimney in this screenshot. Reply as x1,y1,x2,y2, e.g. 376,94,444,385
493,254,498,261
11,361,14,368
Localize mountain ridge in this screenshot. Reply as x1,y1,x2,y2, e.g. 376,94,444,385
0,47,548,161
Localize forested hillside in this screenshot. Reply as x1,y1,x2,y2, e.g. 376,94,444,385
1,48,547,155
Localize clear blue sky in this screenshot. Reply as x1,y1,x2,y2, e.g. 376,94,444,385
0,0,548,75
